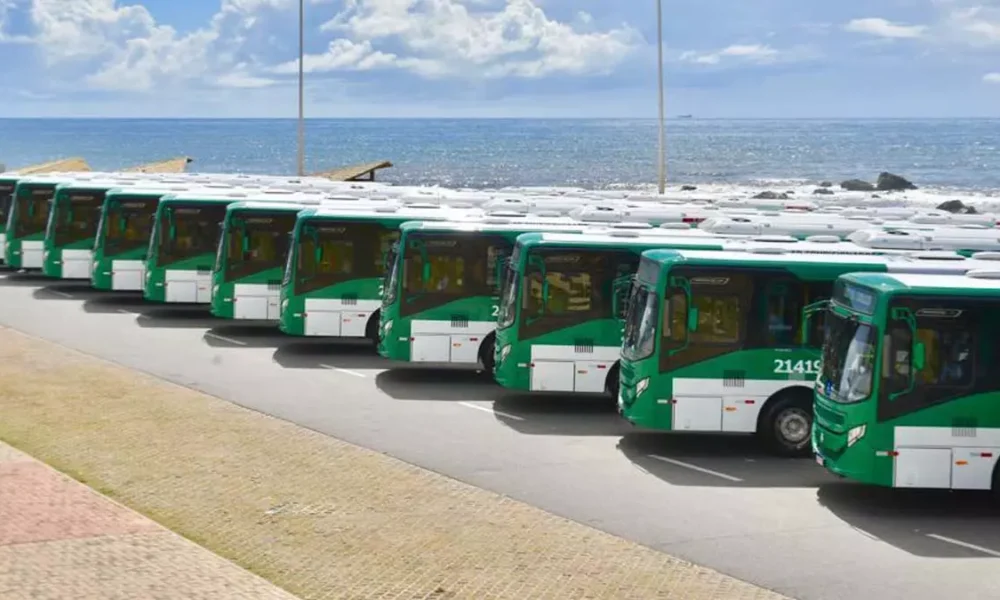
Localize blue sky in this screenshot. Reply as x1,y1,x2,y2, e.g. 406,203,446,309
1,0,1000,118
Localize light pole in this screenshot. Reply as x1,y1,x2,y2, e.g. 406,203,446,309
296,0,305,176
656,0,666,194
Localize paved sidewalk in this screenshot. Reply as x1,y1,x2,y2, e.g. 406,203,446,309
0,441,299,600
0,326,791,600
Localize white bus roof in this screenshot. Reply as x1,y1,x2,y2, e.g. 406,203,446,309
651,248,1000,273
305,204,481,220
848,227,1000,252
875,272,1000,291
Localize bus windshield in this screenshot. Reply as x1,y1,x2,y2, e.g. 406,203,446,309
103,197,158,256
622,284,658,361
222,212,297,282
383,241,400,305
399,232,509,316
819,311,877,403
52,192,103,246
14,186,54,238
496,262,519,329
294,220,397,295
156,203,228,268
0,182,14,228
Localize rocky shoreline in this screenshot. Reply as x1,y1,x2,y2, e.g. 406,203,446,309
671,171,983,215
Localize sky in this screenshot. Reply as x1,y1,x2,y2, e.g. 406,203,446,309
1,0,1000,118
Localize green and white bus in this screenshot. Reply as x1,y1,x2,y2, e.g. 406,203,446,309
377,216,597,366
492,231,943,395
813,270,1000,490
210,199,372,320
0,174,21,264
278,204,489,338
143,190,333,303
41,179,167,279
4,174,118,270
90,184,243,291
615,249,1000,456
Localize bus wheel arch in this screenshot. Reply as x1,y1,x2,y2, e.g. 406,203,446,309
365,309,381,345
991,460,1000,502
757,386,814,457
478,332,496,375
604,361,621,399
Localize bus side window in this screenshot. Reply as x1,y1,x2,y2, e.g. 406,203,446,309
761,280,802,347
661,289,687,347
882,322,912,397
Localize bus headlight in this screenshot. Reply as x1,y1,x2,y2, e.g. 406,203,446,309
847,424,866,447
498,344,511,362
281,299,288,312
635,377,649,396
383,319,393,333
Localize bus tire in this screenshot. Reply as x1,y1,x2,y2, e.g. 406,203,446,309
758,388,813,458
478,333,496,378
605,362,621,401
365,310,380,346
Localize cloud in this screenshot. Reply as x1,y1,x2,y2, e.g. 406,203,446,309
983,72,1000,83
844,17,927,39
679,44,779,66
292,0,644,79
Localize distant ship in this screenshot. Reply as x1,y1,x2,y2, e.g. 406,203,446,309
677,114,693,119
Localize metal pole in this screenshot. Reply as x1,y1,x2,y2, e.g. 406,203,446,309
656,0,666,194
296,0,305,176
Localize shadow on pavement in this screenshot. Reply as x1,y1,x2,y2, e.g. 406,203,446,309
0,271,50,286
817,482,1000,558
272,339,386,370
617,431,833,488
375,368,497,401
488,393,631,437
31,282,98,300
135,304,217,329
82,293,148,314
202,322,285,348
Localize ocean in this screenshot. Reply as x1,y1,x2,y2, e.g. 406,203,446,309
2,118,999,200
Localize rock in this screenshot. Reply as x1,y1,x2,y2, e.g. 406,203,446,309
819,181,833,187
936,200,978,214
871,194,880,198
752,191,788,200
785,190,795,195
680,185,697,191
840,179,875,191
876,172,917,191
813,188,834,195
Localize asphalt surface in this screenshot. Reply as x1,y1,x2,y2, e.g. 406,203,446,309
2,270,999,600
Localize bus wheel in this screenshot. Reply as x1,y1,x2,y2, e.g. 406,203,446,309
365,311,380,346
759,391,813,457
478,334,496,379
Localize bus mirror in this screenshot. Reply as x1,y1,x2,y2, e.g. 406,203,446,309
801,299,830,345
687,307,699,332
913,341,926,371
611,275,633,321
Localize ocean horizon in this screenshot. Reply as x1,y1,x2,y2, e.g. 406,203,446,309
2,117,999,196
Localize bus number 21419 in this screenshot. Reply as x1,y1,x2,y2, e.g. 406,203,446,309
773,359,821,375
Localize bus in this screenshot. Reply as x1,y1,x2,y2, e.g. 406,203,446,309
41,179,168,279
492,231,954,395
90,184,249,291
0,174,20,264
143,190,334,303
377,216,601,366
848,226,1000,256
278,204,491,338
4,174,124,270
210,199,369,320
813,270,1000,491
615,249,1000,456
